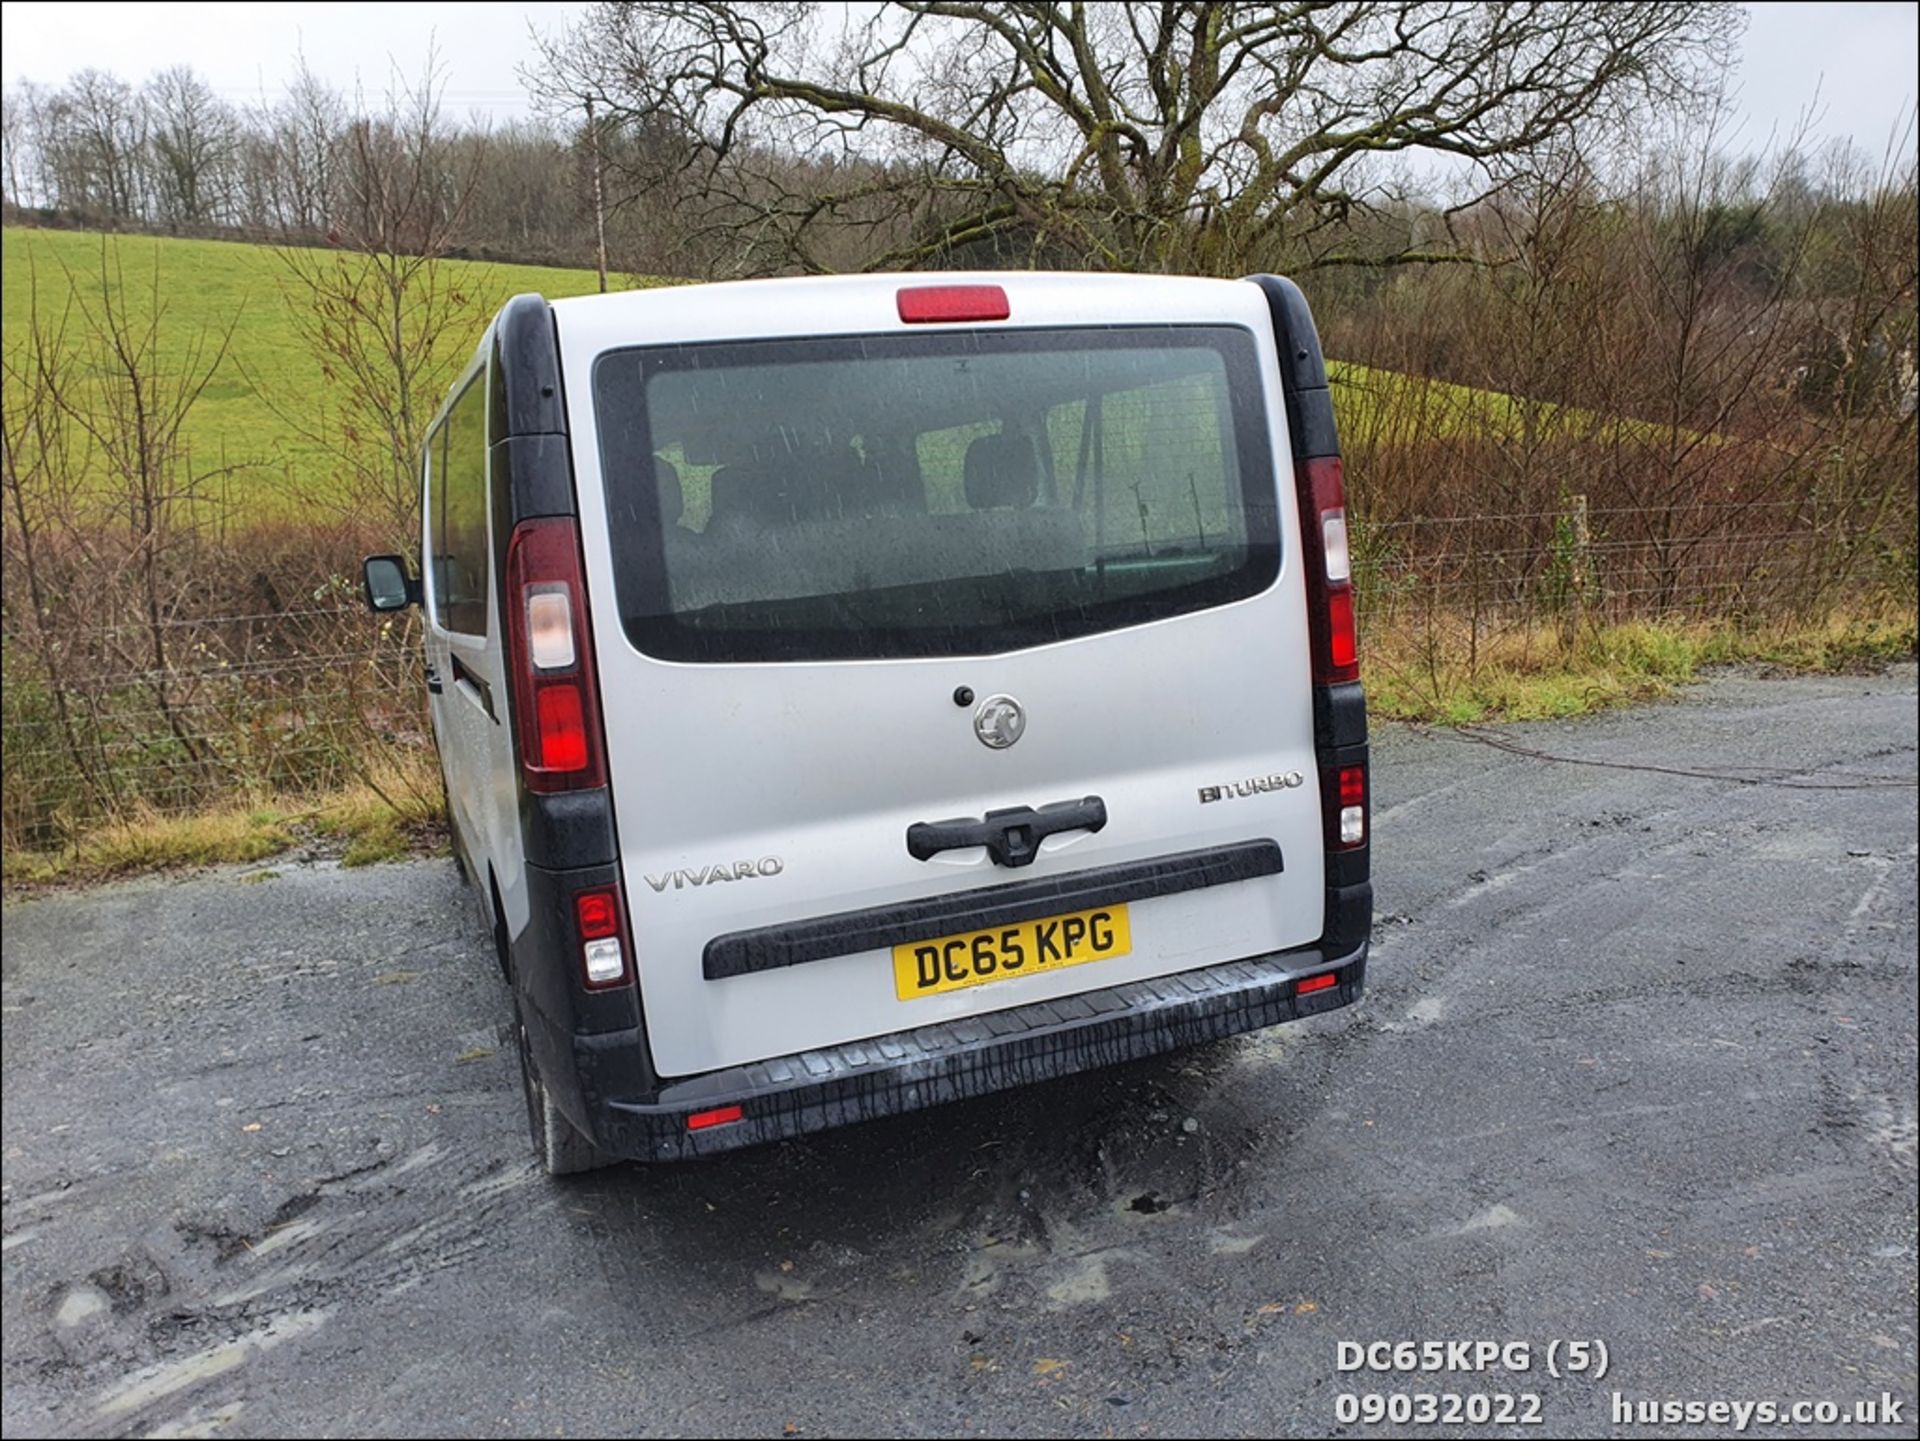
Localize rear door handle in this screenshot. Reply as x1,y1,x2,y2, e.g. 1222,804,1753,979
424,664,444,694
907,796,1108,869
450,654,495,721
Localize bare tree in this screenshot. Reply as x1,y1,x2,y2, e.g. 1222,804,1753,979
1,84,31,210
146,66,239,227
49,68,149,222
267,50,487,543
536,0,1743,276
259,56,349,235
0,261,109,813
35,241,244,786
1790,123,1920,607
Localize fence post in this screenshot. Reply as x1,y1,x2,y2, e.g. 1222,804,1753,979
1565,492,1591,649
1570,493,1591,595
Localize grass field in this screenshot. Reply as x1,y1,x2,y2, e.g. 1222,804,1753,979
1,226,661,517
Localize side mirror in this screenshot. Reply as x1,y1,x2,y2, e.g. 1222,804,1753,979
363,554,420,612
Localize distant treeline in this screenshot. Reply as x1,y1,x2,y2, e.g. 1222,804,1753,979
0,61,662,273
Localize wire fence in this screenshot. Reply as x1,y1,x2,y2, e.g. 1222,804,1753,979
2,587,431,844
2,494,1914,849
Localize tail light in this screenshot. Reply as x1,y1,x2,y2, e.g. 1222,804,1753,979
572,884,630,988
504,517,605,792
1324,763,1367,850
1295,457,1359,684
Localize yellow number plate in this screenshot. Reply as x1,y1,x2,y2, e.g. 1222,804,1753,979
893,904,1132,1000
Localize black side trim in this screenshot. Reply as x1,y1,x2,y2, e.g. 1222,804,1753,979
493,433,576,522
1247,273,1373,949
1323,880,1372,957
515,861,652,1136
703,840,1283,981
1315,679,1369,751
1246,274,1340,461
491,293,567,440
520,787,617,870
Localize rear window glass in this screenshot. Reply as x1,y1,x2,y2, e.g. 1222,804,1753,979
591,326,1278,662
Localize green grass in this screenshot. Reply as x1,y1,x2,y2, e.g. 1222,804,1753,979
1326,358,1673,447
2,226,661,517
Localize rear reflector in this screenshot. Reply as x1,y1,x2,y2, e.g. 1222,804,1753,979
897,284,1010,323
1297,972,1338,996
687,1105,744,1131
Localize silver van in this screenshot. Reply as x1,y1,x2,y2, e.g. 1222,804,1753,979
364,272,1371,1174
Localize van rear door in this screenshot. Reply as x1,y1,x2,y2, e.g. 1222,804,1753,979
560,276,1327,1078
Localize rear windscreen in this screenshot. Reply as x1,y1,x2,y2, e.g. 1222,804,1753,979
591,325,1279,662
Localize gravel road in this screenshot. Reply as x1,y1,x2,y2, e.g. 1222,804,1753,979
3,666,1915,1439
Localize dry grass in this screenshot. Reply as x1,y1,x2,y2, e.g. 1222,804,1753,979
1366,608,1917,725
1,801,296,887
1,750,445,889
306,751,446,867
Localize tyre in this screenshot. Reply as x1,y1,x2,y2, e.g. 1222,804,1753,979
513,997,619,1176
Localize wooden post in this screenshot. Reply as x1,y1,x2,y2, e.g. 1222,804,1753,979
1565,491,1591,649
1570,492,1591,605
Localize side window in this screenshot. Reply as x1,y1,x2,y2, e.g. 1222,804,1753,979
426,423,450,619
439,376,490,636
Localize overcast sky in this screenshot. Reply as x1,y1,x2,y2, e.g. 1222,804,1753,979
2,0,1914,160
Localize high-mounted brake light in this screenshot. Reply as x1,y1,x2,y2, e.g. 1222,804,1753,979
1294,456,1360,684
504,517,605,792
896,284,1011,324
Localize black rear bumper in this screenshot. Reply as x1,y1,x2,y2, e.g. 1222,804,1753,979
574,939,1367,1162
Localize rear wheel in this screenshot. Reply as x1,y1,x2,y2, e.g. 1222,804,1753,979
514,1002,618,1176
493,891,617,1176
